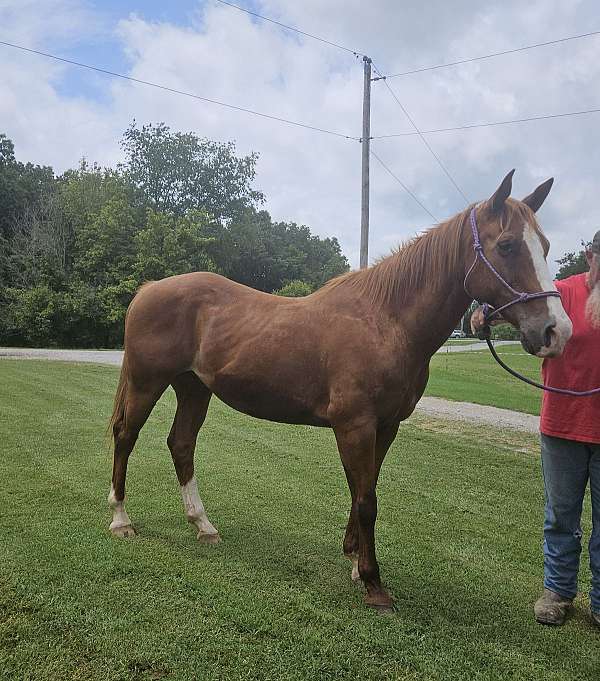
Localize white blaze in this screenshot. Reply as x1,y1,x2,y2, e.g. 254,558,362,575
523,224,572,356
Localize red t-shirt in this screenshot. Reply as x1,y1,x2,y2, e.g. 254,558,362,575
540,272,600,443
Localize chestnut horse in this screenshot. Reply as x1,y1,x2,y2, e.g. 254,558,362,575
108,171,572,611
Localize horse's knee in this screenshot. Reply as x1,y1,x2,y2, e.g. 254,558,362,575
114,427,138,456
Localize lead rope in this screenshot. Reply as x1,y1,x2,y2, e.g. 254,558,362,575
480,330,600,397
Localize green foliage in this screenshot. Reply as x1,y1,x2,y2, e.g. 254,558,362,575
0,128,349,347
1,282,120,347
490,322,520,340
273,280,313,297
73,196,138,286
0,133,55,240
555,243,590,280
2,285,61,346
120,121,263,219
213,209,347,292
134,210,216,281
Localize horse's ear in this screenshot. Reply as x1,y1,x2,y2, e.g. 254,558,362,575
522,177,554,213
488,169,515,214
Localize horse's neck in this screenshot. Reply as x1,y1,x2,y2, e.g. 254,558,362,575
408,279,472,358
391,226,473,358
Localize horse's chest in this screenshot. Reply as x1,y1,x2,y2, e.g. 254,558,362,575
373,355,429,417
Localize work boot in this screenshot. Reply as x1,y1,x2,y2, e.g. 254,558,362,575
592,610,600,628
534,589,573,625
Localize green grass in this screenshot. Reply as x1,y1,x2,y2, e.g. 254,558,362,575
1,360,598,681
427,344,542,414
442,340,481,346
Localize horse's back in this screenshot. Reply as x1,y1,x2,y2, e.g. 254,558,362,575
122,272,313,384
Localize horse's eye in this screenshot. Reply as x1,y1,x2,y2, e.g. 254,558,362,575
497,239,515,256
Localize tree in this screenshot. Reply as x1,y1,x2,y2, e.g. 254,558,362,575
134,210,216,281
0,133,56,240
212,208,349,292
555,242,590,280
0,126,350,348
1,193,69,290
119,122,263,220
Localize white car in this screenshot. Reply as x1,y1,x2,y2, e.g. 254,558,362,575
450,329,466,339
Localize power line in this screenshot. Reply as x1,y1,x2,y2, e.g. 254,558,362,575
0,40,359,141
372,62,469,203
213,0,363,56
370,149,439,223
371,106,600,138
382,29,600,79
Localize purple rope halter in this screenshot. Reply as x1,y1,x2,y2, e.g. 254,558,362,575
465,206,600,397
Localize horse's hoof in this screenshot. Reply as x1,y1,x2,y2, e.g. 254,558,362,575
197,531,221,544
110,524,136,538
351,560,360,583
364,592,395,614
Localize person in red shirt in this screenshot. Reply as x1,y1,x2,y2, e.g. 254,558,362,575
472,233,600,628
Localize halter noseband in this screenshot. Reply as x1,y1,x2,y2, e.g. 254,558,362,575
463,206,561,323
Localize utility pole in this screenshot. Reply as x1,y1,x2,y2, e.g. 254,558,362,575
360,55,372,269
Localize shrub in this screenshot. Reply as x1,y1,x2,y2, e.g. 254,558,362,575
490,323,520,340
273,280,313,297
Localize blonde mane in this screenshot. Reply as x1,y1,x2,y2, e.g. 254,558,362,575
317,206,474,309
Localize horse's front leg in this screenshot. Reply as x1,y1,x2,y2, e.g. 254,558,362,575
334,417,396,612
341,465,360,581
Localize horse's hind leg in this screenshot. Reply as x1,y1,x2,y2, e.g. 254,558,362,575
167,372,219,544
109,379,167,537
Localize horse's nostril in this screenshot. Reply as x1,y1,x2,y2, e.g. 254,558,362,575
544,322,556,348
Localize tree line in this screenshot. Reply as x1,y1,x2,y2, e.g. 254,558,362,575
0,123,348,347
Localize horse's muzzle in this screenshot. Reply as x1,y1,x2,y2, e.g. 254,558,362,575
520,315,572,358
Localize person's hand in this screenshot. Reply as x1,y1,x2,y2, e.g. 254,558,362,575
470,306,488,336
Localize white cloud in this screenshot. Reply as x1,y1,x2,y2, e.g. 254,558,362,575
1,0,599,269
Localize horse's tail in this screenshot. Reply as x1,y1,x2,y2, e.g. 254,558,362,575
107,282,156,442
109,352,129,439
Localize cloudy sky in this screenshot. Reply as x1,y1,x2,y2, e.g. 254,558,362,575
1,0,599,269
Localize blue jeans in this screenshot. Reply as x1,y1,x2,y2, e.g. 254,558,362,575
541,434,600,613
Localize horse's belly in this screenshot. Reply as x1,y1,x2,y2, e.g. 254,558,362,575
198,368,329,427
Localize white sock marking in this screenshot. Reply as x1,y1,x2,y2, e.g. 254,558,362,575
108,484,132,530
181,478,218,537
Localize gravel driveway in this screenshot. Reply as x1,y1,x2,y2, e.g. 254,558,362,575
0,345,539,433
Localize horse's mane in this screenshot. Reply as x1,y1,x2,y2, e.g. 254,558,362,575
315,206,474,309
317,199,544,310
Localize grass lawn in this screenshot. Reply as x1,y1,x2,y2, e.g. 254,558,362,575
427,344,543,414
442,340,481,346
1,360,598,680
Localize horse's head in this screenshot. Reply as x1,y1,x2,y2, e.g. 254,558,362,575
465,170,572,358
